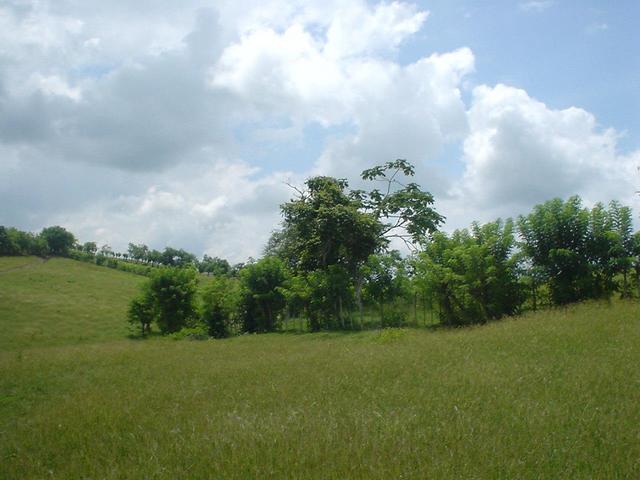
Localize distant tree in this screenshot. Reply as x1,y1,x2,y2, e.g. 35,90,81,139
239,257,289,333
128,243,149,262
199,255,231,275
40,226,75,256
160,247,197,267
82,241,97,255
147,249,162,264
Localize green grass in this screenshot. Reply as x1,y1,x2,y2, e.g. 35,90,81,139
1,257,639,478
0,256,144,350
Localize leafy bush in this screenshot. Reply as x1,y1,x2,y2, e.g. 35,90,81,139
416,219,523,326
239,257,289,333
168,325,209,341
130,267,198,334
127,291,154,336
201,276,241,338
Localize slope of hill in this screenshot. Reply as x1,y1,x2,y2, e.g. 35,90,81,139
0,257,639,478
0,256,144,350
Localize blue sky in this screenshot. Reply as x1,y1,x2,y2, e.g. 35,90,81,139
0,0,638,260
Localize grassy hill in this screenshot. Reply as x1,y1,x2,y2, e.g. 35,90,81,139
0,256,144,351
1,257,639,478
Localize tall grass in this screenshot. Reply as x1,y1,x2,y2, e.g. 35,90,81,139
1,258,639,478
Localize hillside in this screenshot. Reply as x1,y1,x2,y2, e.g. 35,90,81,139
0,257,639,478
0,256,144,350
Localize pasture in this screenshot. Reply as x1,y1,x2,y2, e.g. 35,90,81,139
1,257,639,478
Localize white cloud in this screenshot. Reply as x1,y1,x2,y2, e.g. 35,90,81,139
444,84,639,229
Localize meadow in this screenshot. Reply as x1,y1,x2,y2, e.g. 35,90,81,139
1,257,639,479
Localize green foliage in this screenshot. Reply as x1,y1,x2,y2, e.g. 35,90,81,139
360,159,444,246
127,242,149,261
167,324,209,340
127,290,154,336
144,267,199,334
201,276,241,338
0,226,48,256
82,241,97,254
276,160,443,327
40,225,75,256
199,255,231,275
518,196,635,305
281,176,382,273
305,265,355,331
416,219,523,326
363,251,411,326
0,226,18,255
239,257,289,333
160,247,197,267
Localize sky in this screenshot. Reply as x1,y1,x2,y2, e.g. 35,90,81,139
1,0,638,261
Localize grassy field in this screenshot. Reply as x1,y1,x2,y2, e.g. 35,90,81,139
1,257,639,478
0,257,144,350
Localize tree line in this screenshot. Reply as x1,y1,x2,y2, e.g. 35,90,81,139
2,160,637,337
123,160,640,338
0,224,241,277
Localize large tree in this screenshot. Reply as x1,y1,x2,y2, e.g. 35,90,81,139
40,226,75,256
274,160,443,324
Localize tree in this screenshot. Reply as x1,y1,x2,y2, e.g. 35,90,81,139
199,255,231,276
239,257,289,333
518,197,593,305
275,160,443,325
607,201,636,297
127,243,149,262
160,247,197,267
145,267,198,334
0,226,18,255
362,251,410,326
40,226,75,256
82,241,97,255
127,290,154,336
201,276,241,337
415,219,522,326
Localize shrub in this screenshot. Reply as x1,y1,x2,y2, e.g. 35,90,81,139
239,257,289,333
201,276,241,338
146,267,198,334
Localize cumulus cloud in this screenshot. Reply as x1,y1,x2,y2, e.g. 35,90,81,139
443,84,638,229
